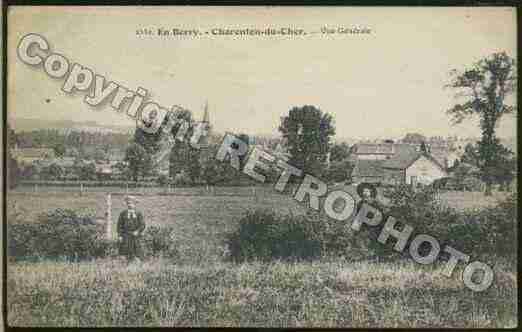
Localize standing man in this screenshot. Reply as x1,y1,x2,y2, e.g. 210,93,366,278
354,183,388,261
355,182,383,213
117,195,146,262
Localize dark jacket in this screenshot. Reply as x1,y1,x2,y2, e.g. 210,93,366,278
355,198,387,220
117,209,146,237
117,209,146,259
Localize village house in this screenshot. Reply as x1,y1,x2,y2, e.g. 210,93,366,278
351,143,448,186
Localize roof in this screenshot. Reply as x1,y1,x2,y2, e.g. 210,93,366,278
381,145,419,169
354,143,394,155
95,163,113,174
385,152,446,171
352,159,385,177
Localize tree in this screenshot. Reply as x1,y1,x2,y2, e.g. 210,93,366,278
482,140,515,192
279,105,335,177
53,143,66,157
169,142,201,183
202,162,220,185
324,160,354,184
74,162,97,181
330,142,351,162
460,143,481,167
41,163,64,180
113,161,130,180
124,143,152,182
403,133,427,144
446,52,517,195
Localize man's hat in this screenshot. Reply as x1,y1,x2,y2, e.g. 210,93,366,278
356,183,377,199
124,195,138,203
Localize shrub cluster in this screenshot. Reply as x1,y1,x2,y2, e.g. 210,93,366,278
8,209,109,261
141,225,179,259
225,208,366,262
226,185,517,264
8,208,179,262
374,185,518,264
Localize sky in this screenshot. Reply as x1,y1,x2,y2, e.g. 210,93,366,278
7,6,517,140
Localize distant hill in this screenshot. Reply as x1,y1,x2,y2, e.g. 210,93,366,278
10,117,133,134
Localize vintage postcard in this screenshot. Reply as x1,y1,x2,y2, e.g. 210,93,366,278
3,5,518,328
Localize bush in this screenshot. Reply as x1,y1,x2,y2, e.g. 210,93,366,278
226,210,321,262
375,186,517,264
156,174,170,187
226,187,517,265
142,225,179,259
8,208,110,261
449,192,517,263
8,208,180,262
225,208,369,262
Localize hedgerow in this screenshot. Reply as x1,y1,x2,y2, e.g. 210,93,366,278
226,186,517,265
8,208,179,262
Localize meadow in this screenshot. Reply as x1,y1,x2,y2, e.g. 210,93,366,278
5,186,517,327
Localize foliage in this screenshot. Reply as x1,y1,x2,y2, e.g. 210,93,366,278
40,163,64,180
74,162,97,181
8,208,180,262
377,185,517,263
446,52,517,195
7,150,20,189
169,142,201,183
125,142,153,182
402,133,427,144
7,123,21,188
202,161,221,185
279,105,335,177
324,160,353,183
113,161,130,179
53,143,66,157
8,208,109,261
156,174,169,187
225,208,366,262
173,171,192,186
14,129,131,152
141,226,179,259
460,143,481,167
226,209,324,262
330,142,351,163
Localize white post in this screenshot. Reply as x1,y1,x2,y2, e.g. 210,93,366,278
106,193,112,240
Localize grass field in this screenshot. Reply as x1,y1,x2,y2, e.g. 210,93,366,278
5,186,517,327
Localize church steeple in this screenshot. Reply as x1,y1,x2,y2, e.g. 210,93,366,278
198,100,212,163
202,100,210,123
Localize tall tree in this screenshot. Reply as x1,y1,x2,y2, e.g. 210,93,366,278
169,142,201,183
124,143,152,182
279,105,335,177
446,52,517,195
330,142,351,162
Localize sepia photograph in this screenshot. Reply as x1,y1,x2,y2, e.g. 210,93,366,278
3,5,518,328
